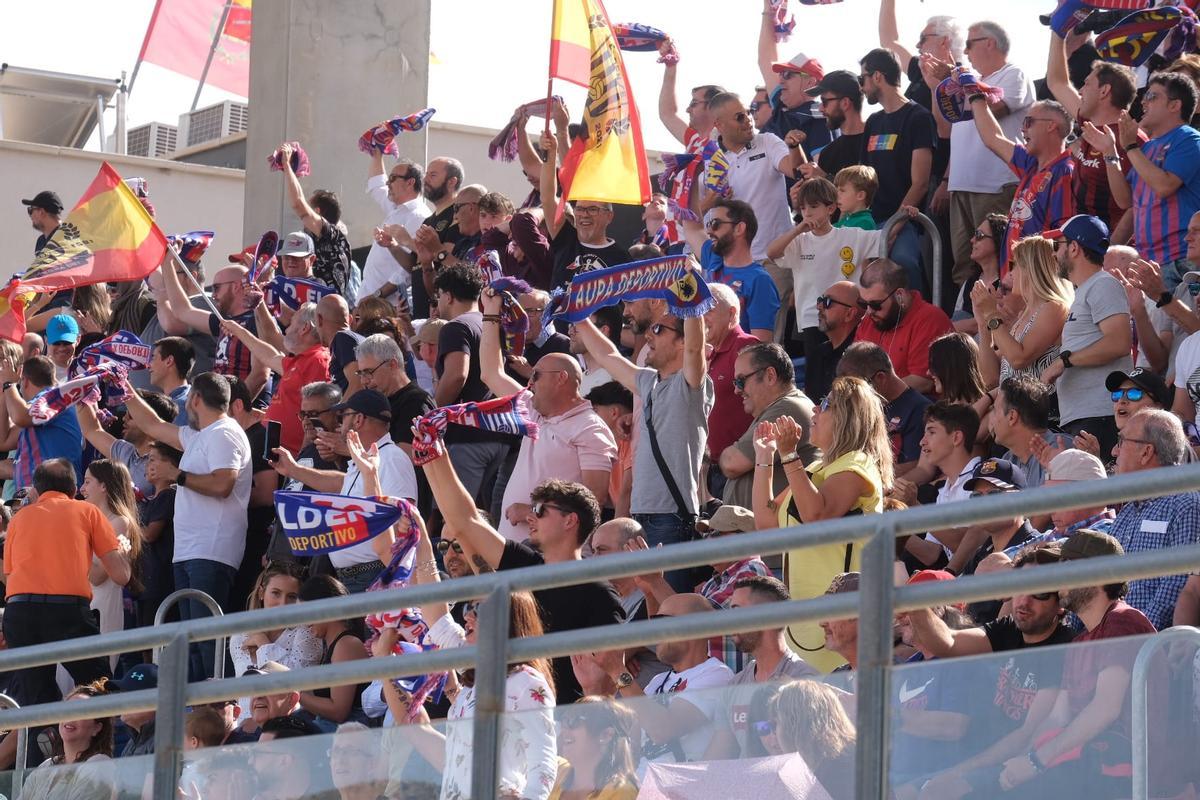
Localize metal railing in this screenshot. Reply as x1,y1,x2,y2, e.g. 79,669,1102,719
151,588,226,680
2,463,1200,799
880,209,944,308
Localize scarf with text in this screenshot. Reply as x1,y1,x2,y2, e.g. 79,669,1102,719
30,363,130,425
275,491,405,556
267,274,337,312
546,254,715,326
1096,5,1197,66
612,23,679,63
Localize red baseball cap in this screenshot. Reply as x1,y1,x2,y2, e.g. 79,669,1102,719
907,570,956,585
771,51,825,81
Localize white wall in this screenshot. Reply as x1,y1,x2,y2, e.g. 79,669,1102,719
0,140,244,282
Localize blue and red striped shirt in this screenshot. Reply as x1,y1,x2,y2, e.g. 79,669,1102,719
1002,145,1076,270
1131,124,1200,265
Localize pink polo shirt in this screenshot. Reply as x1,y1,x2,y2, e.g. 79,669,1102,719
498,400,618,541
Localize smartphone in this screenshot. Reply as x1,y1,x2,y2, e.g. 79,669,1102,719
310,419,327,432
264,420,282,462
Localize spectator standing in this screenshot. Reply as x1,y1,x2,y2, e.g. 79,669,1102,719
575,305,712,593
517,289,572,372
123,372,252,680
409,156,465,318
316,294,363,398
140,441,181,627
1043,215,1132,457
77,390,178,499
1108,409,1200,629
3,459,130,707
277,143,352,298
361,154,429,301
0,354,84,487
836,342,931,472
479,289,616,541
22,189,63,254
45,313,78,383
704,284,765,500
806,282,864,402
479,192,553,290
804,71,867,181
354,334,433,458
858,48,937,292
854,258,953,394
138,256,217,388
148,336,194,425
757,13,833,161
720,342,817,508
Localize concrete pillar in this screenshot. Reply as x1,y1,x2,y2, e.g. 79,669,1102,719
244,0,431,253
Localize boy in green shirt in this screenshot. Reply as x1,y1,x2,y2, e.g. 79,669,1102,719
833,165,878,230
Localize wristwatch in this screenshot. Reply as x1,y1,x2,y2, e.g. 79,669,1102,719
1060,350,1074,369
176,470,190,488
614,671,634,690
1156,290,1174,308
986,317,1003,331
1028,749,1046,773
1,382,14,392
1104,154,1122,166
434,251,449,267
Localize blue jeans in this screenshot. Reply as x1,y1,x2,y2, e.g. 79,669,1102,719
633,512,699,593
887,222,927,296
173,559,237,682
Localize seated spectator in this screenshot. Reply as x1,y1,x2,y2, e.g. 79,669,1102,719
255,714,325,800
552,698,639,800
954,214,1006,336
184,706,228,751
704,576,819,759
112,664,158,757
702,283,759,500
805,281,864,403
990,376,1073,488
77,389,180,498
770,680,857,800
928,332,986,405
947,460,1039,582
836,342,931,472
1108,409,1200,629
295,576,369,731
720,342,817,508
0,354,84,487
328,722,390,800
20,681,116,798
854,258,952,394
236,661,305,741
821,572,863,674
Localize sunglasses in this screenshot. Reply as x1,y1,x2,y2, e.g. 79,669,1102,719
705,218,733,232
749,100,764,113
857,287,899,311
971,229,991,241
1188,281,1200,298
1111,387,1146,403
437,539,463,554
387,173,411,184
819,95,844,107
463,600,479,618
1022,116,1057,129
816,294,853,310
650,322,683,336
532,501,569,518
753,720,775,736
453,201,478,212
733,366,767,392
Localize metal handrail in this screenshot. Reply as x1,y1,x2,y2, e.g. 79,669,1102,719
151,588,226,680
1130,626,1200,800
880,209,944,308
0,694,25,800
0,463,1198,798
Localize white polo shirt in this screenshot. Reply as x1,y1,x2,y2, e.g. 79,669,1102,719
329,433,419,569
723,132,794,262
361,176,431,297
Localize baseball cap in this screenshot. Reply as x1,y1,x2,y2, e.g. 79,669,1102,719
1059,529,1124,560
21,190,64,215
806,69,863,100
278,231,315,258
825,571,860,594
1044,215,1110,254
907,569,955,585
109,663,158,691
46,314,79,345
964,458,1027,492
1047,448,1108,482
330,389,392,422
771,51,825,81
415,319,446,347
1106,367,1172,407
696,505,756,535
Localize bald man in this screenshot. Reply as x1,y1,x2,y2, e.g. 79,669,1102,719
157,261,267,387
587,593,735,767
805,279,864,401
480,289,617,541
316,294,363,397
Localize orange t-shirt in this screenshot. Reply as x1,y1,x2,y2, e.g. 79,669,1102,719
606,438,633,510
4,491,120,600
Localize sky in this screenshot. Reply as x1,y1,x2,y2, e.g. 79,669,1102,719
0,0,1055,154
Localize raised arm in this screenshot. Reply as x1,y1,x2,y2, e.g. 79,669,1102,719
421,448,507,570
968,95,1016,164
77,400,117,458
279,142,324,239
757,0,782,90
767,223,807,261
575,318,639,391
905,607,993,658
1046,32,1082,118
539,131,566,240
221,317,285,374
253,298,286,354
160,260,213,332
682,302,707,390
679,218,709,257
124,388,182,449
1120,111,1185,199
878,0,915,67
0,357,33,430
658,40,690,145
478,289,524,397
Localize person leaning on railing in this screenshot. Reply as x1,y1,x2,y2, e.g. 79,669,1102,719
751,376,893,672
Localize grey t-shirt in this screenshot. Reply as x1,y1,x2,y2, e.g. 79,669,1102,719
110,438,152,499
723,389,820,509
714,652,820,757
632,367,715,515
1058,269,1131,425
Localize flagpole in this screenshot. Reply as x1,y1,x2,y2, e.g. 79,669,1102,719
545,0,556,139
167,248,223,321
190,1,235,111
127,0,165,97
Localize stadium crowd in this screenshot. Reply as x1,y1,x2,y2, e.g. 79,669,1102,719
5,0,1200,797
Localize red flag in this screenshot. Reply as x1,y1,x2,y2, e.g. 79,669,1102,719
136,0,250,96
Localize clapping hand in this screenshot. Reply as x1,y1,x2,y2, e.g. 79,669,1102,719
0,354,20,385
970,281,1000,322
774,415,803,456
345,430,380,482
752,419,779,462
1080,121,1119,158
1117,110,1143,150
1128,258,1166,301
1073,430,1101,459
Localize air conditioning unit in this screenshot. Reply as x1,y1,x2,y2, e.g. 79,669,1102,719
126,122,178,158
177,100,249,149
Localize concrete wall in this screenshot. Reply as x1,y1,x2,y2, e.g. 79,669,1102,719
0,139,244,282
244,0,432,251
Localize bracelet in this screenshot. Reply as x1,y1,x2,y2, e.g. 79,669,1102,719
418,559,440,572
755,463,774,468
481,314,501,322
1124,141,1141,152
780,452,800,465
967,93,985,104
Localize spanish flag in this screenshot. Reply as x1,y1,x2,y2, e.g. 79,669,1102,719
0,162,168,342
550,0,651,209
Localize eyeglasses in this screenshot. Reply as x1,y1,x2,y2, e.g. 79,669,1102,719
25,206,35,217
749,100,764,114
1022,116,1058,129
1111,387,1146,403
453,201,478,212
530,368,566,382
649,322,683,336
857,287,899,311
816,294,853,310
437,539,463,554
733,366,767,392
387,173,411,184
705,218,733,232
1117,433,1153,447
971,229,991,241
521,306,545,314
819,395,831,412
462,600,479,618
1143,90,1162,103
1028,592,1058,602
355,361,392,379
753,720,775,736
965,36,991,49
1189,282,1200,298
297,409,330,420
916,32,936,46
532,501,569,518
574,205,608,216
779,70,805,82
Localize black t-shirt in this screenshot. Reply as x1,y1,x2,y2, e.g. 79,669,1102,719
411,205,462,318
313,220,352,299
550,224,632,290
524,332,571,367
329,330,364,392
498,540,625,704
435,312,509,445
886,387,933,465
804,329,856,404
817,132,864,181
245,423,279,538
389,383,435,446
861,101,938,222
983,616,1077,652
904,56,933,110
139,486,176,603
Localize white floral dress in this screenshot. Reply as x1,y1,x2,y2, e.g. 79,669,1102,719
228,625,324,723
429,613,559,800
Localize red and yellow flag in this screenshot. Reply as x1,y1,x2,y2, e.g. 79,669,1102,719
550,0,651,209
223,0,253,43
0,163,168,342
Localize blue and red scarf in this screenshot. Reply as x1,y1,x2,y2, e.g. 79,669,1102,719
545,254,715,325
358,108,437,156
30,363,130,425
488,97,565,162
267,274,337,311
267,142,310,176
613,23,678,63
1096,5,1197,66
412,390,540,466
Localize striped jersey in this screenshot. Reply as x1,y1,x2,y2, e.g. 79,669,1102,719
1002,145,1076,270
1131,124,1200,264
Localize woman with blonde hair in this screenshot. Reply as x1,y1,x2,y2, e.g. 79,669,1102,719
770,680,856,798
551,697,638,799
752,376,892,671
973,235,1072,390
79,460,143,667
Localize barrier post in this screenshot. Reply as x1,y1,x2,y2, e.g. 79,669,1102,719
855,523,897,798
470,584,512,798
151,633,189,800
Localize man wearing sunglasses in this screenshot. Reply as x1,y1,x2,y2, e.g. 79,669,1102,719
907,542,1077,800
703,92,797,262
757,17,833,162
363,152,429,302
806,281,863,402
574,296,712,593
799,70,867,183
21,189,63,255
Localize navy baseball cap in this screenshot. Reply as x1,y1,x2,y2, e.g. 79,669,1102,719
330,389,392,422
1106,368,1172,407
1044,215,1110,254
806,70,863,101
965,458,1028,492
21,190,64,215
110,663,158,691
